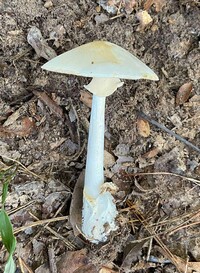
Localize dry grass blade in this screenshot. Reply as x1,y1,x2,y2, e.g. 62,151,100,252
28,213,75,250
0,154,44,180
31,198,69,243
155,247,200,273
169,220,200,236
18,257,26,273
7,200,36,215
127,200,184,272
18,257,34,273
147,208,200,229
0,215,68,241
126,171,200,186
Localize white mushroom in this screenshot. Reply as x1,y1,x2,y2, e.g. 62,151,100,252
42,41,159,243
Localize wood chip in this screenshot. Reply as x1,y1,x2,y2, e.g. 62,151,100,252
44,0,53,8
136,10,153,31
104,150,116,168
80,91,92,108
141,147,159,158
137,118,150,137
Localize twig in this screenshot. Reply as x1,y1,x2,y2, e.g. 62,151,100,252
48,245,58,273
137,111,200,154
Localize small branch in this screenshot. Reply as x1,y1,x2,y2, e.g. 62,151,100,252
48,246,58,273
137,111,200,154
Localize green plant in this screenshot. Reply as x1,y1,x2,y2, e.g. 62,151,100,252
0,166,17,273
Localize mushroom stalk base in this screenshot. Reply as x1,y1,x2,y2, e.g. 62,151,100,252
82,94,118,243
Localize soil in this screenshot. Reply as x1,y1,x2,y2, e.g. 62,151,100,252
0,0,200,272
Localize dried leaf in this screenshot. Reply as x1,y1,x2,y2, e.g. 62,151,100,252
155,245,200,273
0,117,35,138
69,171,84,236
144,0,166,12
176,82,193,106
74,264,97,273
99,264,117,273
141,147,159,158
20,117,36,136
136,10,153,31
173,255,200,273
121,241,147,271
137,118,150,137
57,249,89,273
27,26,57,60
80,91,92,108
33,90,64,118
3,104,28,127
98,0,136,14
124,0,137,14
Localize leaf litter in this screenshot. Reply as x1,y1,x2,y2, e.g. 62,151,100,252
1,0,200,272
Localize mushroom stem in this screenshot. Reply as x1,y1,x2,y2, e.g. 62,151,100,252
84,94,105,199
82,93,118,243
82,78,124,243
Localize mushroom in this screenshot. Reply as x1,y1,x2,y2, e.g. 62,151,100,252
42,41,158,243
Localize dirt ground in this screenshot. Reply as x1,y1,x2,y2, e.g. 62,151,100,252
0,0,200,272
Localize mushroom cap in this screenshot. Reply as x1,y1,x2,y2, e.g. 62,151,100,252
42,41,159,81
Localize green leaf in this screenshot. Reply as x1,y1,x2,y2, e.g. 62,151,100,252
0,210,16,254
0,165,17,273
2,182,9,206
4,256,16,273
